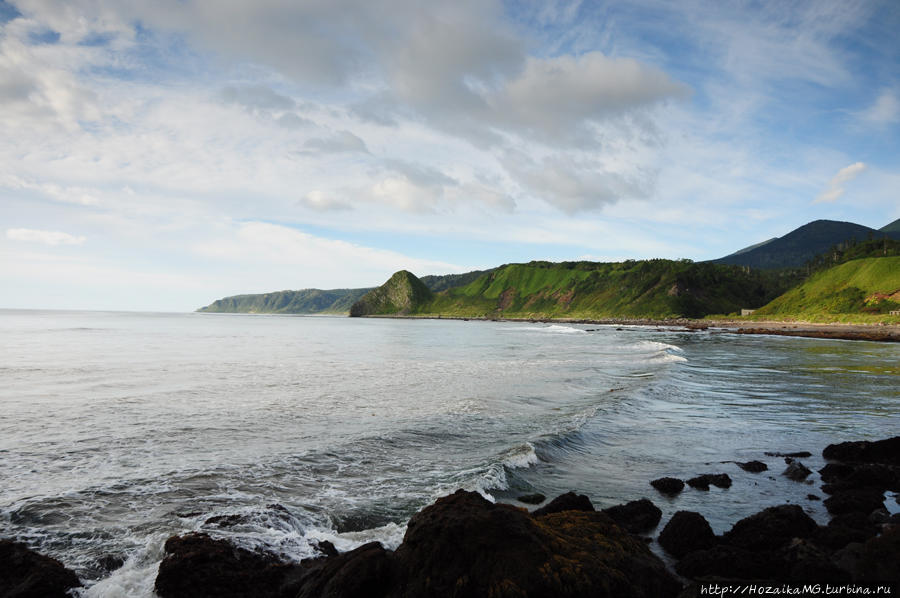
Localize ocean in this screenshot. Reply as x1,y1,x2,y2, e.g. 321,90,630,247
1,309,898,596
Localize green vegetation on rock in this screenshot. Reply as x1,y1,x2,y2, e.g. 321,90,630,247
391,260,796,320
349,270,434,316
198,288,373,314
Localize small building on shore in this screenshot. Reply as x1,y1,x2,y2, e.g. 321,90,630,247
741,309,756,316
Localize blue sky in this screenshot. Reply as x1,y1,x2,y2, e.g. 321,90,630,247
1,0,898,311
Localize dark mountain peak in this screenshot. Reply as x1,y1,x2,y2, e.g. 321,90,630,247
713,219,899,269
882,217,900,234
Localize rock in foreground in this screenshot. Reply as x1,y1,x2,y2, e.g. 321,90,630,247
156,490,681,598
0,539,82,598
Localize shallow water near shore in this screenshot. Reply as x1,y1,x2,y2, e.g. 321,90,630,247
1,309,898,596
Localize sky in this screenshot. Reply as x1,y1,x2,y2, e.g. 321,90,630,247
1,0,898,311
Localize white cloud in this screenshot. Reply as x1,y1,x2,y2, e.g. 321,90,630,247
814,162,867,204
6,227,86,245
302,130,369,154
859,90,900,126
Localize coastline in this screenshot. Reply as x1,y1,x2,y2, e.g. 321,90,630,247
354,314,900,342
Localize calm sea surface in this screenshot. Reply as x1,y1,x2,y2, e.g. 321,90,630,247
1,310,898,596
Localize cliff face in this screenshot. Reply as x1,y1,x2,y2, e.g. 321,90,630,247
349,270,434,316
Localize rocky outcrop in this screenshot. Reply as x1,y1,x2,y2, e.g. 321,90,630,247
823,436,900,465
0,540,82,598
156,490,680,598
530,491,594,516
686,473,732,490
723,505,818,551
601,498,662,534
736,460,768,473
650,477,685,495
349,270,433,317
658,511,716,558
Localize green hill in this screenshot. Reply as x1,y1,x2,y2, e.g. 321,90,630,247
198,270,489,314
198,288,373,314
350,270,434,316
404,260,795,319
754,257,900,318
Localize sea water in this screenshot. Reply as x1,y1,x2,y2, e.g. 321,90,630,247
1,310,898,596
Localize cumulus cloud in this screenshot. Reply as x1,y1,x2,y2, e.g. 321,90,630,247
814,162,867,203
7,227,86,245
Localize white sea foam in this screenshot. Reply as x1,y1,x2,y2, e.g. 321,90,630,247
81,533,168,598
502,442,540,469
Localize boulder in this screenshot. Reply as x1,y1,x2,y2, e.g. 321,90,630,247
531,491,594,516
765,451,812,458
823,436,900,465
820,462,899,493
782,461,812,481
723,505,817,551
658,511,716,558
737,461,768,473
601,498,662,534
823,488,885,516
833,527,900,582
154,533,306,598
0,539,82,598
650,477,685,495
676,545,783,580
296,542,395,598
686,474,732,491
395,490,681,598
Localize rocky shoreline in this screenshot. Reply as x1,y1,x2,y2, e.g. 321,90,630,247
3,437,898,597
359,314,900,343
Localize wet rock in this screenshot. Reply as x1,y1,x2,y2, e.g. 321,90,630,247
516,493,546,505
777,539,849,583
737,460,768,473
687,474,732,491
531,491,594,516
811,521,874,552
658,511,716,558
723,505,817,551
154,532,305,598
833,526,900,582
601,498,662,534
823,488,885,516
765,451,812,458
823,436,900,465
868,508,890,525
395,490,681,598
296,542,395,598
203,513,246,527
820,463,899,494
807,494,820,501
313,540,339,559
782,460,812,481
651,477,685,495
0,539,82,598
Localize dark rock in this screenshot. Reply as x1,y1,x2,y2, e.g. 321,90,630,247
811,521,874,551
828,512,880,536
778,539,850,583
296,542,394,598
820,462,900,493
737,460,768,473
0,539,82,598
687,474,732,490
154,532,305,598
834,526,900,582
395,490,681,598
676,545,783,580
723,505,817,551
96,554,125,573
531,491,594,516
823,436,900,465
782,461,812,481
658,511,716,558
203,513,246,527
868,508,890,525
765,451,812,458
807,494,820,501
516,493,546,505
601,498,662,534
651,477,685,495
313,540,339,559
823,488,885,516
819,462,855,483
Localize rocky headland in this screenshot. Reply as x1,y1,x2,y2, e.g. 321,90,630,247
2,437,898,597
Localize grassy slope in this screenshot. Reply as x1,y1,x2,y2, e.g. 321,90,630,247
199,288,373,314
416,260,792,319
754,257,900,321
